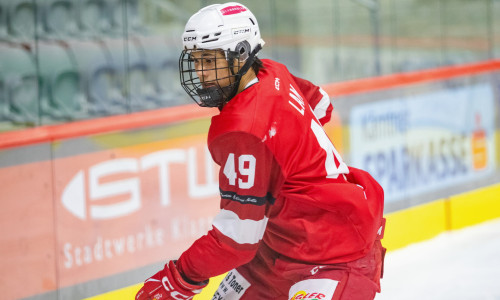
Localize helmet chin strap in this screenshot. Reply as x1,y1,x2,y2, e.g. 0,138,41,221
224,43,263,106
196,84,235,107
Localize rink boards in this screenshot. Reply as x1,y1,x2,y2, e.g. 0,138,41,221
86,181,500,300
0,60,499,300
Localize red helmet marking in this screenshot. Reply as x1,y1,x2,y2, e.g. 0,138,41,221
220,5,247,15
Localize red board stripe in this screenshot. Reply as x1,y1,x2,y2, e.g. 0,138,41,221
322,59,500,97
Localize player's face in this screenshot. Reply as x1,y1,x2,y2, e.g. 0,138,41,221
191,50,235,89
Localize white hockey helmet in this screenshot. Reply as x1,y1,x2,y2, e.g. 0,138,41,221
182,2,264,57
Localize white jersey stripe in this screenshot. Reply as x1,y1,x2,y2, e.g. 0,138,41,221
212,209,268,245
313,88,331,121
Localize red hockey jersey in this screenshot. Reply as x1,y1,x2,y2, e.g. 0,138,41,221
177,59,384,282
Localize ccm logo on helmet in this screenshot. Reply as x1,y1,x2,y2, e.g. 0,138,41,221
220,5,247,15
232,27,250,36
184,36,197,42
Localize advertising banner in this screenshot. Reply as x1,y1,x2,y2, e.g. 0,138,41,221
0,132,221,299
0,158,57,299
53,134,221,287
350,83,496,203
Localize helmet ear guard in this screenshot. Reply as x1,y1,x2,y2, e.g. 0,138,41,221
227,41,251,77
234,41,251,62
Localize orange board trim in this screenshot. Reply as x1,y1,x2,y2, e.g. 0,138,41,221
0,104,215,149
322,59,500,97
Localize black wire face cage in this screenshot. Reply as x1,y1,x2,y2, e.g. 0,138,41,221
179,49,243,108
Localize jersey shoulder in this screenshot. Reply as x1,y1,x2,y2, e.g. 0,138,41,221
208,59,310,148
208,61,286,142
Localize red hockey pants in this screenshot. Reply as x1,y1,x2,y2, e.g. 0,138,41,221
211,239,385,300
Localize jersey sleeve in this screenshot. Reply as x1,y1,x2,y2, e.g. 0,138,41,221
291,73,333,126
177,131,284,282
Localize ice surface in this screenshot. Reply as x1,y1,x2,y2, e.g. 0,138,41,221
377,218,500,300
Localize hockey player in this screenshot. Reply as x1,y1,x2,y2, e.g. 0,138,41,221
136,2,385,300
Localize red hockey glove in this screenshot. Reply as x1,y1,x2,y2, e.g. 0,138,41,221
136,260,208,300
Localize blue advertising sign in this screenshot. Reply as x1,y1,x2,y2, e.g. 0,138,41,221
350,83,496,202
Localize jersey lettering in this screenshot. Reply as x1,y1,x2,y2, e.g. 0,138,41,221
223,153,256,189
223,153,237,186
238,155,256,189
289,84,305,115
310,120,347,179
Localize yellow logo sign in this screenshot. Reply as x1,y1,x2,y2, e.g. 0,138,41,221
290,290,326,300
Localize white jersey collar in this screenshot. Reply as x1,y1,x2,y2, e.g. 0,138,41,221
244,78,259,90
